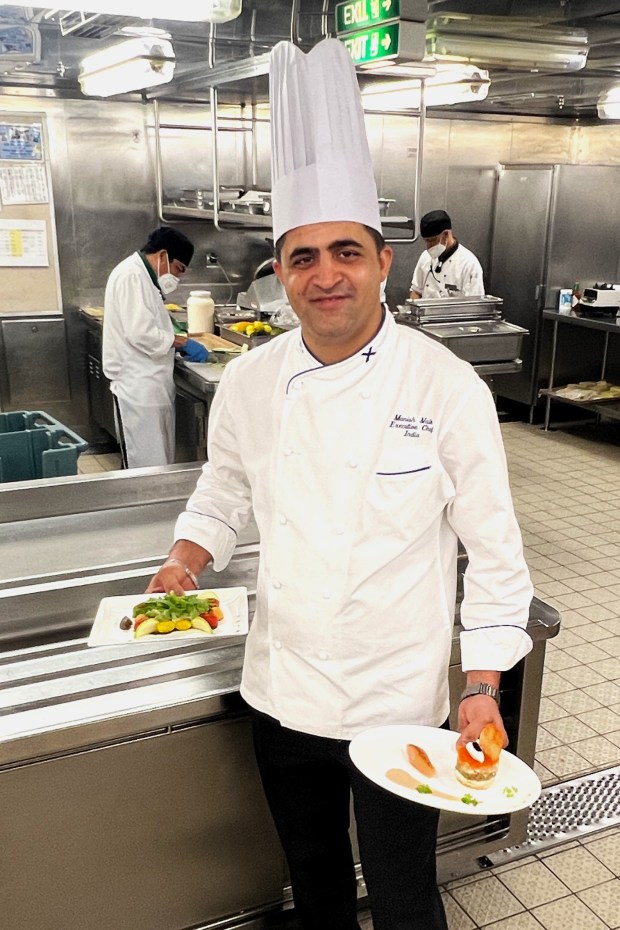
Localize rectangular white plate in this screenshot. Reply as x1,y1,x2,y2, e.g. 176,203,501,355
87,587,248,647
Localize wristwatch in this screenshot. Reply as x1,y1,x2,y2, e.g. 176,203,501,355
460,682,500,706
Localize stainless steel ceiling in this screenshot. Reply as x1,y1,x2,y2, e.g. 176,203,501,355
2,1,620,121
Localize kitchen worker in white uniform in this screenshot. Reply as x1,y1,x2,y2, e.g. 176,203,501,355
409,209,485,299
147,40,532,930
103,226,199,468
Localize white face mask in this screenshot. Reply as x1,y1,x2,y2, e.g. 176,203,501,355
157,253,180,295
427,243,444,261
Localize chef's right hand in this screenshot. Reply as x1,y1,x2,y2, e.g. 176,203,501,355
146,563,192,594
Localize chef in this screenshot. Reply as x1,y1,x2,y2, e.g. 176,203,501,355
147,39,532,930
409,209,485,299
103,226,203,468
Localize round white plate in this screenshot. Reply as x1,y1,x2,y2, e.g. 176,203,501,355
349,724,541,816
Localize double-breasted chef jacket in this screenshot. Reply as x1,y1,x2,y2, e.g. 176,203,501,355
411,243,485,299
175,311,533,740
103,251,176,467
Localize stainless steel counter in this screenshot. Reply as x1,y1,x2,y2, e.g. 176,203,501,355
0,468,559,929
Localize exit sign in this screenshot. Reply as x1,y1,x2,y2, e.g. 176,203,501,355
336,0,399,34
341,21,400,67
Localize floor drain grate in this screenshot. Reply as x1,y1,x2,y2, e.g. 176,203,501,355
490,765,620,865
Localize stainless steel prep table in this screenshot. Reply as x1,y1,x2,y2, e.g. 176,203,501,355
0,469,559,930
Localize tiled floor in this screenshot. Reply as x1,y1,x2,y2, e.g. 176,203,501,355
77,451,122,473
78,422,620,929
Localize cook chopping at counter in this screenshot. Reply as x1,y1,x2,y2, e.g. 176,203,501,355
409,209,485,299
147,39,532,930
103,226,207,469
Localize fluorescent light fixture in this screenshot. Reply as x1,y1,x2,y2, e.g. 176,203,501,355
33,1,242,23
79,34,175,97
427,14,589,72
598,86,620,120
362,65,490,111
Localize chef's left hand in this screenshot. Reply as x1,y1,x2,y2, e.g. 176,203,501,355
457,695,508,748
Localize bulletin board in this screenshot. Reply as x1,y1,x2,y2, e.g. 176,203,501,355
0,112,62,313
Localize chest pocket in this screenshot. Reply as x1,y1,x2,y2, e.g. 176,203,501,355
367,431,449,540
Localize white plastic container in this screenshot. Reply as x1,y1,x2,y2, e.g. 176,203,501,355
187,290,215,334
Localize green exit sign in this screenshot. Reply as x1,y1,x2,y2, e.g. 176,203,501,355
341,22,400,67
336,0,400,34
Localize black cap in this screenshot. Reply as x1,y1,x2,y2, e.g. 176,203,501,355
420,210,452,238
142,226,194,266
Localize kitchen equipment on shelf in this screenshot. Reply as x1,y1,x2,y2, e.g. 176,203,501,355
227,190,272,215
378,198,396,217
398,295,504,324
576,283,620,317
395,295,528,368
187,290,215,334
419,320,528,364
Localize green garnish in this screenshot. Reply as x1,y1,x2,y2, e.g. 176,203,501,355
132,592,217,621
461,794,480,806
416,784,433,794
503,785,519,798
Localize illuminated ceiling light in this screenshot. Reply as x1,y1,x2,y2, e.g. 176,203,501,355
598,86,620,120
427,14,589,72
32,0,242,23
362,65,490,111
79,33,175,97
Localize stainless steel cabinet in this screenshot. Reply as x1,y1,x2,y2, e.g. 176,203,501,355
0,316,70,415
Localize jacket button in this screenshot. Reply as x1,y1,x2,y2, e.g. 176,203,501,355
346,460,358,469
279,515,288,525
274,640,282,650
360,390,371,399
283,447,293,456
318,650,329,661
322,591,332,600
273,580,282,589
334,525,345,535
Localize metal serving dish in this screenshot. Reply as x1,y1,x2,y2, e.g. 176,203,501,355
420,320,528,363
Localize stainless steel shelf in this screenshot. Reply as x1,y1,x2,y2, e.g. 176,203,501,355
162,204,414,232
542,309,620,430
539,389,620,421
162,205,273,227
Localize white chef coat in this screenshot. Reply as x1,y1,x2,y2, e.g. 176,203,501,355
411,243,485,299
175,312,532,740
103,252,176,467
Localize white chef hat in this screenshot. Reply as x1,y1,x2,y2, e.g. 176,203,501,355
270,38,382,244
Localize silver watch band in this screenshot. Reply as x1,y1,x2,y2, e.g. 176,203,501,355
459,682,500,705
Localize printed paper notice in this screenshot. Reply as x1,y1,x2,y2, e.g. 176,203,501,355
0,219,48,266
0,164,48,204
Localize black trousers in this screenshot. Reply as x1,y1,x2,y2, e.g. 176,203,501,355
251,710,449,930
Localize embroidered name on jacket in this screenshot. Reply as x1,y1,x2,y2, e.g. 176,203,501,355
388,413,434,438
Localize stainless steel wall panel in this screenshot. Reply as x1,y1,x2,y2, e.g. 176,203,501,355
548,165,620,295
65,101,157,294
508,123,574,165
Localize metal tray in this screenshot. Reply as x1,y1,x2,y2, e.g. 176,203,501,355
420,320,528,363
